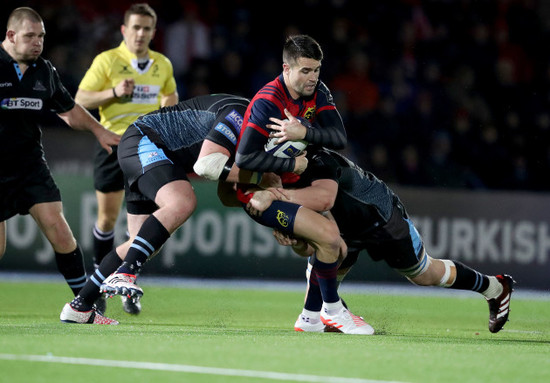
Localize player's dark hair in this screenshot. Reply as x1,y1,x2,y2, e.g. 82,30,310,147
6,7,43,30
283,35,323,64
124,3,157,26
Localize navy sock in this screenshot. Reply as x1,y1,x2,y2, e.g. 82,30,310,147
304,258,323,311
55,246,87,296
92,224,114,268
313,258,340,303
73,250,123,309
450,261,490,293
117,215,170,275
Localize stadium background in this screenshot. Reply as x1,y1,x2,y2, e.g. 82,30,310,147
2,0,550,290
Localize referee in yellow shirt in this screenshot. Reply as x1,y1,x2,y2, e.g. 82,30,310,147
75,3,178,315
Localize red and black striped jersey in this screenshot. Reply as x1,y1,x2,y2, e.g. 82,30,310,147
236,74,346,174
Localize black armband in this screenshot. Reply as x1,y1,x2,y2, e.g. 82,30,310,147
219,158,234,181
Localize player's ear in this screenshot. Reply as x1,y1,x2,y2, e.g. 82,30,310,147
6,30,16,43
282,62,290,73
120,24,126,37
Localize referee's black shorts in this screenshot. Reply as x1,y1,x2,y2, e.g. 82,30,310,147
93,141,124,193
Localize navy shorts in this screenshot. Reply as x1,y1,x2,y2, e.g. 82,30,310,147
0,161,61,221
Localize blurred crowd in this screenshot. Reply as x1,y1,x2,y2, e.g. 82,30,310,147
8,0,550,191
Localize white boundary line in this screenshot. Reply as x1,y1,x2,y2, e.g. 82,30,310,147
0,354,408,383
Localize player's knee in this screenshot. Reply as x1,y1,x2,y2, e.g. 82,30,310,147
169,199,197,227
396,250,435,286
96,214,118,231
45,221,77,253
409,258,454,287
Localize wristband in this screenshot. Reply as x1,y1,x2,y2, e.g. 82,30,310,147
112,87,119,98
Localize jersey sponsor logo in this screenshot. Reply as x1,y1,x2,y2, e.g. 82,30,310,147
225,109,244,132
131,84,160,104
0,82,13,88
119,64,133,74
138,136,169,167
276,210,290,228
1,97,43,110
303,106,316,120
214,122,237,145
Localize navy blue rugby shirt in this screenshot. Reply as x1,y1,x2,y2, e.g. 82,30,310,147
0,45,74,174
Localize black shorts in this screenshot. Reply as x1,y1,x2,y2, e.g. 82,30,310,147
0,162,61,221
93,142,124,193
118,124,189,215
346,203,424,271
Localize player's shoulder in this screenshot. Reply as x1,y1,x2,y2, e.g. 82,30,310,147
315,80,335,105
311,147,349,168
36,56,52,68
149,49,173,66
92,46,122,65
254,75,285,102
248,75,288,117
35,57,62,77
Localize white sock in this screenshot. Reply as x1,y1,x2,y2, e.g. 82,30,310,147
301,309,321,323
322,300,344,316
481,276,503,299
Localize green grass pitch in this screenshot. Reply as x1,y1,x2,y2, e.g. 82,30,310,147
1,279,549,383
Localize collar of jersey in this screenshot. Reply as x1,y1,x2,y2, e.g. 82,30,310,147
118,41,148,61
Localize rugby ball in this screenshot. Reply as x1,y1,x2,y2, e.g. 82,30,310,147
265,137,308,158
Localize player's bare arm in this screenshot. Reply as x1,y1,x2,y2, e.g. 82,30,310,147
161,91,178,107
248,178,337,216
58,104,120,153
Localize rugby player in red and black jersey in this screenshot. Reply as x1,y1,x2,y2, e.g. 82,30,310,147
235,35,373,334
236,34,346,174
0,8,119,304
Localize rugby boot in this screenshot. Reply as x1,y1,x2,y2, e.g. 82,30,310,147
60,303,118,325
100,273,143,301
321,305,375,335
487,274,515,333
